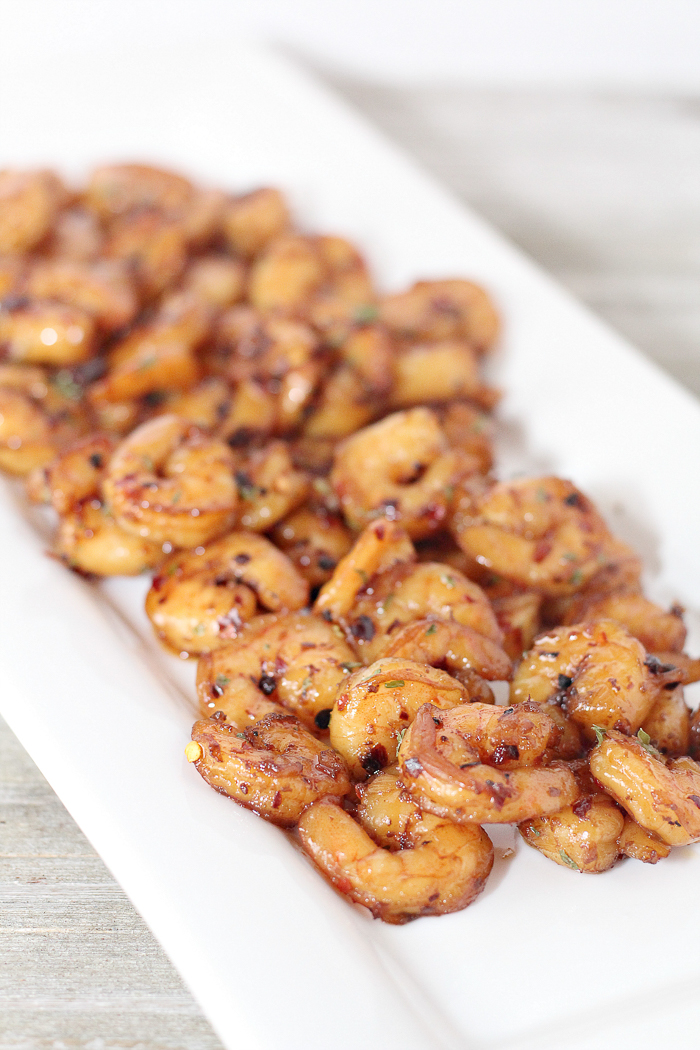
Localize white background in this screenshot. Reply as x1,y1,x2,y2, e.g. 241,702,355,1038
4,0,700,88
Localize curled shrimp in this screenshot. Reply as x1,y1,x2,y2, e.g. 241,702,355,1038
314,517,415,623
389,340,496,411
330,658,470,779
561,588,687,654
103,414,238,548
271,503,354,587
590,729,700,847
617,815,672,864
452,477,622,597
511,620,662,741
55,498,164,576
297,773,493,924
222,187,290,258
26,259,139,333
330,407,470,538
379,279,499,354
196,611,357,730
0,169,67,254
519,759,624,873
344,560,503,664
397,703,577,824
146,532,309,655
26,433,116,514
376,618,512,685
188,712,351,827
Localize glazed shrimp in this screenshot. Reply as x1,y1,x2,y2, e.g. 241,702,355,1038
26,433,116,514
590,729,700,847
188,713,351,827
0,364,90,475
510,620,662,741
397,703,577,824
330,659,470,779
345,560,503,664
233,441,309,532
640,689,690,758
0,169,67,254
617,816,672,864
376,619,512,685
519,759,625,873
298,776,494,924
55,498,165,576
196,611,357,730
146,532,309,655
102,414,238,548
452,477,623,597
330,408,469,538
561,588,687,654
271,504,354,588
379,278,500,354
314,517,415,623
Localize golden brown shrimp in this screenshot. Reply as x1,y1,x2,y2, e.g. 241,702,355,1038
452,477,623,597
106,209,188,299
331,407,468,538
146,532,309,655
248,235,325,313
188,713,351,827
314,517,415,623
561,589,687,654
55,498,165,576
221,188,290,258
0,169,67,254
233,441,309,532
389,340,496,411
102,414,238,548
180,255,246,309
85,163,195,220
271,504,354,588
379,279,500,354
0,364,90,475
376,619,512,685
344,560,503,664
330,659,470,779
196,611,357,730
590,729,700,847
490,591,542,662
26,433,116,514
397,703,577,824
519,759,624,873
298,777,493,924
640,689,690,758
617,815,672,864
0,299,96,366
439,401,494,474
511,620,662,741
25,259,139,333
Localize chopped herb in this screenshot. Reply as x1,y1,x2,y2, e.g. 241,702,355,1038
340,661,362,672
235,470,259,501
441,574,456,589
193,623,206,635
352,303,379,324
141,455,154,472
530,826,540,837
354,568,368,584
535,487,548,503
138,355,158,371
559,850,580,871
395,728,407,750
637,728,663,758
425,623,438,635
301,675,313,695
215,674,230,689
171,490,182,504
562,551,578,562
570,569,584,586
592,724,607,745
444,484,455,501
52,369,82,401
383,679,405,689
236,732,247,739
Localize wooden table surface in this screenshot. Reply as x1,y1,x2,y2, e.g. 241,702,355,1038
2,82,699,1049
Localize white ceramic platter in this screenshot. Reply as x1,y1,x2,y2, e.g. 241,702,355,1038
1,44,700,1050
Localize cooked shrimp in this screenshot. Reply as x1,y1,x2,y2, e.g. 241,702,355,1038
397,703,577,824
221,188,290,258
298,779,493,924
26,259,139,333
314,517,415,623
55,498,164,576
248,235,325,313
0,364,90,475
345,560,503,664
640,689,690,758
389,340,496,411
511,620,662,741
85,163,195,220
103,414,238,548
330,408,468,538
0,299,96,366
379,278,500,354
590,729,700,846
196,611,357,729
271,504,354,587
26,433,116,514
0,169,67,254
234,441,309,532
188,713,351,827
330,659,470,779
376,619,512,684
519,759,624,873
617,815,672,864
453,477,624,597
490,591,542,662
146,532,309,655
561,589,687,654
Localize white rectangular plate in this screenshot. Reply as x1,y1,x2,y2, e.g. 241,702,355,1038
1,44,700,1050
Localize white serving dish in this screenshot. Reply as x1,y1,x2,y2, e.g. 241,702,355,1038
1,43,700,1050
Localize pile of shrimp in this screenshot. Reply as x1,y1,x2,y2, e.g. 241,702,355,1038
3,163,700,924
